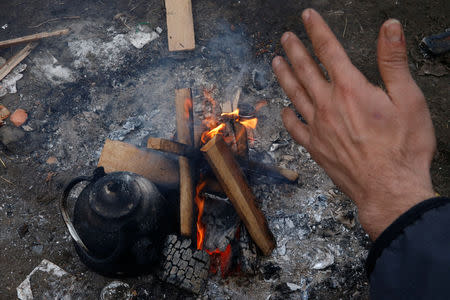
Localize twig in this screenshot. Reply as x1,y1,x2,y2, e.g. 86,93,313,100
28,16,80,29
0,43,37,81
0,156,6,168
0,176,14,185
0,29,69,48
343,16,348,38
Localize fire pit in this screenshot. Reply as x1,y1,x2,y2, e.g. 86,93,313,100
94,86,302,294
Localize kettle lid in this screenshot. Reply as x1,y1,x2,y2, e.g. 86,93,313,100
89,172,144,219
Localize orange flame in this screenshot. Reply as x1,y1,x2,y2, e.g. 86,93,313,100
221,109,239,118
195,180,207,250
239,117,258,129
201,123,226,144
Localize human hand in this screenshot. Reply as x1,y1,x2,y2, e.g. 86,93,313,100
272,9,436,240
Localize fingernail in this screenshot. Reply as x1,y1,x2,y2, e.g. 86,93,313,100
385,19,402,43
281,32,291,44
272,56,282,67
302,9,311,22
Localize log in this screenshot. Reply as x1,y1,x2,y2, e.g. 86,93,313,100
97,139,179,188
147,137,194,157
175,88,195,237
241,160,299,183
0,43,37,81
165,0,195,51
146,137,297,182
0,29,69,48
201,135,276,255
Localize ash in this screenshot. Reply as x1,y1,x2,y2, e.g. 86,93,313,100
4,0,448,299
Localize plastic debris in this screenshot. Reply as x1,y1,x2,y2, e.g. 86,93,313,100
128,30,159,49
17,259,73,300
286,282,302,291
0,64,27,97
420,30,450,56
100,281,132,300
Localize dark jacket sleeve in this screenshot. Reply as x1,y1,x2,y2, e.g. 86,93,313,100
366,196,450,300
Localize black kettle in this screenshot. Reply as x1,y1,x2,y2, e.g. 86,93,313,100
60,167,177,276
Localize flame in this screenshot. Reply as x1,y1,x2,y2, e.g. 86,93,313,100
201,123,226,144
239,117,258,129
194,179,235,277
195,180,207,250
221,109,239,118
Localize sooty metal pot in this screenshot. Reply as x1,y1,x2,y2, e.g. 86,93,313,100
60,167,176,276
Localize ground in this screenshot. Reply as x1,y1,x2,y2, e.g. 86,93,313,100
0,0,448,299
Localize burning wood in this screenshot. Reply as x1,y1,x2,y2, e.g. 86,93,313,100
146,137,298,183
175,88,195,237
201,135,276,256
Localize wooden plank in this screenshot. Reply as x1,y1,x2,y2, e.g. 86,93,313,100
0,29,69,48
0,43,37,81
175,88,195,237
97,139,179,188
165,0,195,51
201,135,276,255
147,137,193,157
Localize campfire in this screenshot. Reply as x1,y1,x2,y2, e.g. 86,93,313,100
96,87,299,293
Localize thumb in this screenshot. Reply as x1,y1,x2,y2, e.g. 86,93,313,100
377,19,415,99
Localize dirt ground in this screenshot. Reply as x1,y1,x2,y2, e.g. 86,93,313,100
0,0,448,299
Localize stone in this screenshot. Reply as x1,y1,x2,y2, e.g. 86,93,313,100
0,125,24,145
10,109,28,127
0,105,10,120
31,244,43,255
46,156,58,164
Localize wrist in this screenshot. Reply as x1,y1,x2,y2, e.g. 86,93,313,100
356,183,435,241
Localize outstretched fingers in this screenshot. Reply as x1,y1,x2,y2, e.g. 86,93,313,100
377,19,422,104
272,56,315,123
281,108,310,148
302,9,359,84
280,31,328,100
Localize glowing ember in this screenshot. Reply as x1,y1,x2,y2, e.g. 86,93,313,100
206,244,233,276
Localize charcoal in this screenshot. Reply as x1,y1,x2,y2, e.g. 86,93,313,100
202,196,240,252
238,224,259,274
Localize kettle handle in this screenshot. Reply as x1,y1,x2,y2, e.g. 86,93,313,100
60,167,106,255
